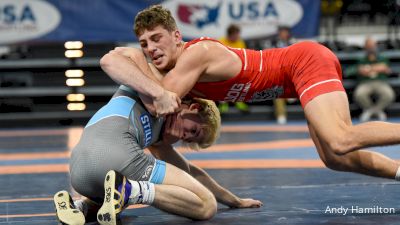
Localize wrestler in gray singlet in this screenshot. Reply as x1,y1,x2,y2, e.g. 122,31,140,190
70,85,166,201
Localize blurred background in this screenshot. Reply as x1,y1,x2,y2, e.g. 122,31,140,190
1,0,400,127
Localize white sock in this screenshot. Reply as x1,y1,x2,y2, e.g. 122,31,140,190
395,167,400,181
128,180,155,205
74,199,88,216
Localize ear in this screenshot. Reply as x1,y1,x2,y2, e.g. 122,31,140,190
173,30,182,44
188,103,201,112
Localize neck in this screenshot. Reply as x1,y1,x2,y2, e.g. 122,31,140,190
177,41,186,55
162,42,186,72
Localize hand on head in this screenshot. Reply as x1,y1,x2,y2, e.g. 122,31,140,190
153,89,182,117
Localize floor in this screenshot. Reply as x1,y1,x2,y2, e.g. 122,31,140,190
1,121,400,225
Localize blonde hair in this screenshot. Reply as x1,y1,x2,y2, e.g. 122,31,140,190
183,98,221,150
134,5,177,36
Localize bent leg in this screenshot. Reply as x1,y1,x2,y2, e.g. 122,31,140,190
308,122,399,178
374,81,395,110
152,163,217,220
305,91,400,178
305,91,400,153
353,82,373,110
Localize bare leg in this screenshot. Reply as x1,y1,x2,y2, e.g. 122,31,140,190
152,163,217,220
304,91,400,179
308,122,399,178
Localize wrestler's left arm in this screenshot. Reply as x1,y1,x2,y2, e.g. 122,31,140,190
148,143,263,208
161,44,208,98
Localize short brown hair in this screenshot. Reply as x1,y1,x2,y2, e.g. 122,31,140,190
134,5,177,36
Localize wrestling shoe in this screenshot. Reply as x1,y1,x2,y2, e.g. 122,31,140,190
53,190,85,225
97,170,131,225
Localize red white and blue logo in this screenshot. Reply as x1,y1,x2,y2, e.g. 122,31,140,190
177,3,221,29
163,0,303,39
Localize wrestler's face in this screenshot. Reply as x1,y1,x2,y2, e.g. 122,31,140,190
162,103,205,145
138,26,182,71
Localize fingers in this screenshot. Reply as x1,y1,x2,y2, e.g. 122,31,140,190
239,199,263,208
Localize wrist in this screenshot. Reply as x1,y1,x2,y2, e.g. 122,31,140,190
152,86,165,101
229,197,242,207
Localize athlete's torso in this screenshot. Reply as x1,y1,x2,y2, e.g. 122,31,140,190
186,37,297,102
85,85,164,148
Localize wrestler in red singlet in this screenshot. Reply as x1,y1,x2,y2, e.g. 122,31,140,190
186,37,345,108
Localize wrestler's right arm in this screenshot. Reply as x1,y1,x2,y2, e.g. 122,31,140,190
100,50,181,115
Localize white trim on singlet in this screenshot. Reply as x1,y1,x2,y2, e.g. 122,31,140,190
259,50,263,72
299,79,342,100
242,49,248,71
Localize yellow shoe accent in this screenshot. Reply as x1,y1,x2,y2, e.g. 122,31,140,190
54,190,85,225
97,170,127,225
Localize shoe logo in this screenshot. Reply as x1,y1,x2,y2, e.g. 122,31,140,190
105,187,111,203
57,201,67,210
98,213,112,222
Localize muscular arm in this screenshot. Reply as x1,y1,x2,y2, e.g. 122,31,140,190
100,49,163,99
371,63,391,74
162,44,208,98
148,144,262,208
100,48,181,115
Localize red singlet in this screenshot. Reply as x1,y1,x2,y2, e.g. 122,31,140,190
185,37,344,108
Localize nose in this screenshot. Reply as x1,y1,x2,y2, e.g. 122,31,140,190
147,42,157,54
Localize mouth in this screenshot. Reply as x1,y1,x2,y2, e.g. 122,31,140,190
152,55,164,65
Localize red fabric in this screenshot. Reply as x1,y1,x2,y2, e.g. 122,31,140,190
185,38,345,108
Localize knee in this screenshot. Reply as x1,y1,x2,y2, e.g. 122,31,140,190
198,194,217,220
323,156,351,172
323,126,358,156
385,88,395,101
325,135,352,156
354,85,368,98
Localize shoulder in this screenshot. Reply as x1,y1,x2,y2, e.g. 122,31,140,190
185,39,226,54
237,40,246,48
182,40,218,59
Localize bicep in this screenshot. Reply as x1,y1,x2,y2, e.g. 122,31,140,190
162,47,207,98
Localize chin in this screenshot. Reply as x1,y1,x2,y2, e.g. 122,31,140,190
154,63,167,71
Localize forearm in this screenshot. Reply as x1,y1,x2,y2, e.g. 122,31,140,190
372,63,391,74
100,52,164,99
189,164,242,207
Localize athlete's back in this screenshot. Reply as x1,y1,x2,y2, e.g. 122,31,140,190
70,85,164,200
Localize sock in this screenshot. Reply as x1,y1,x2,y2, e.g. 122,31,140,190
74,199,88,216
395,167,400,181
127,180,155,205
74,198,101,222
